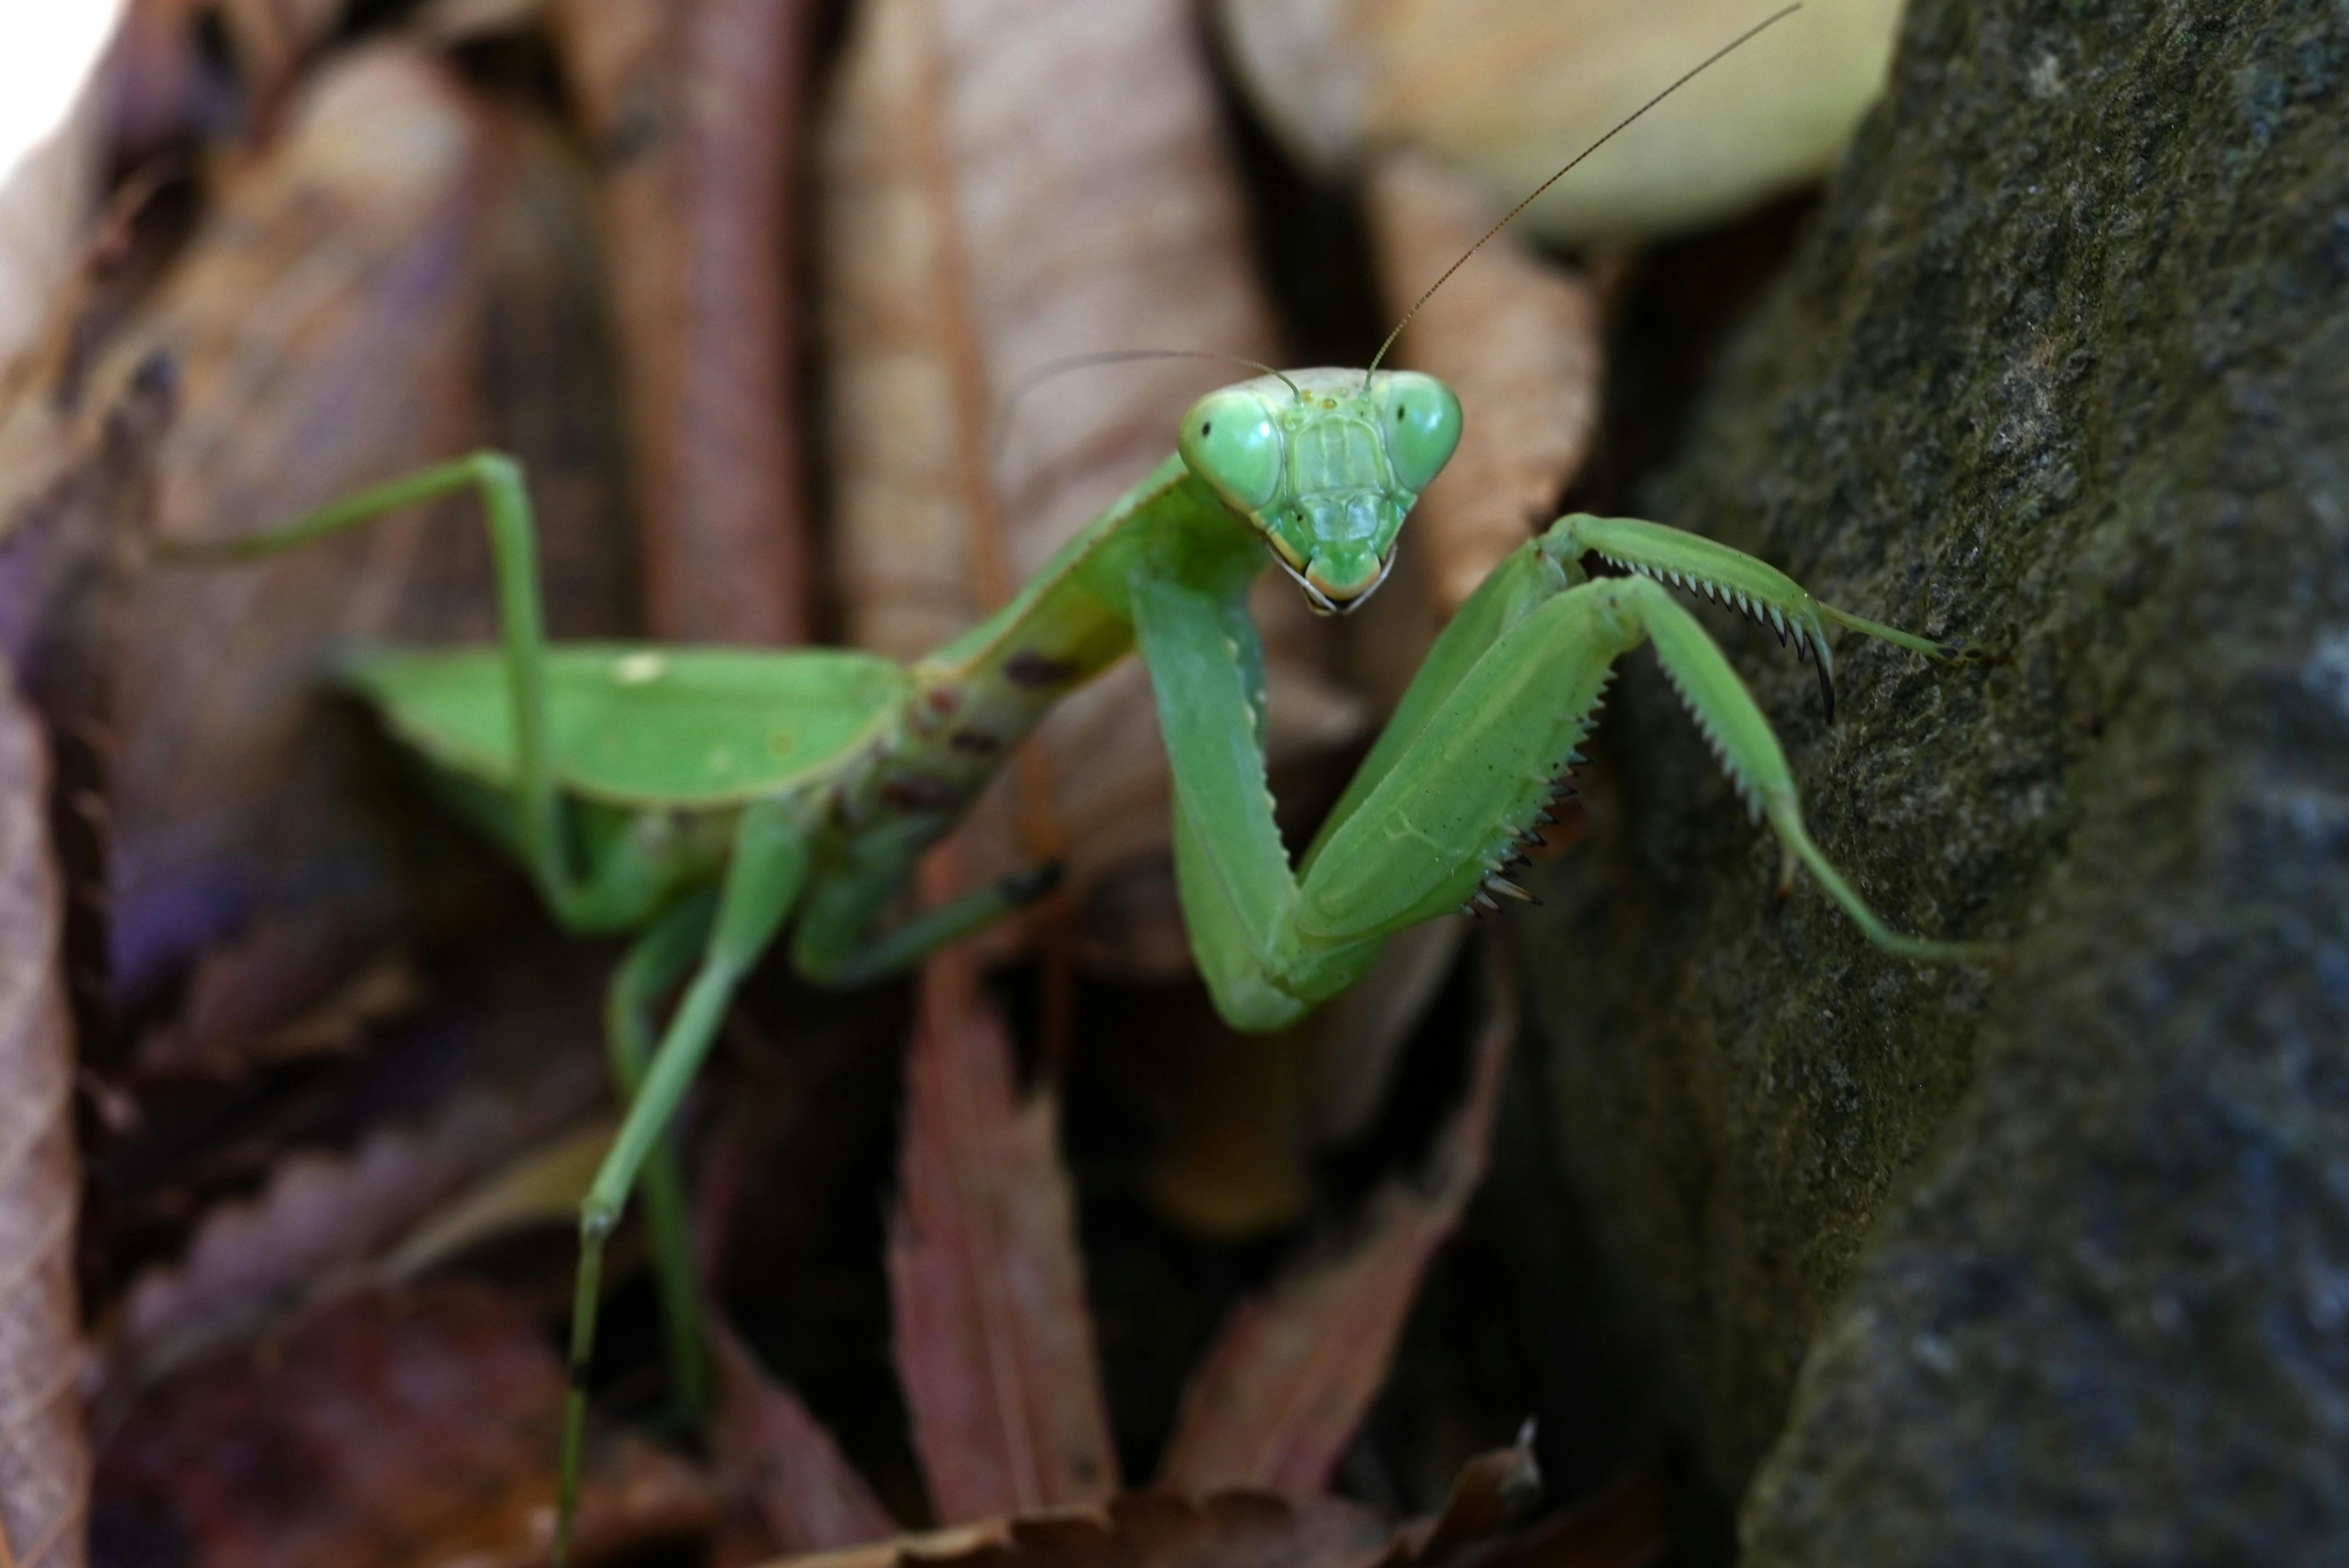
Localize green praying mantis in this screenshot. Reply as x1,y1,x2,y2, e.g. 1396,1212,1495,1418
163,8,1984,1558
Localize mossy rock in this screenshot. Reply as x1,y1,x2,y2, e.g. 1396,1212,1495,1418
1513,0,2349,1559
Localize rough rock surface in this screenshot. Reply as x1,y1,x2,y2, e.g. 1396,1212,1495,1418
1513,0,2349,1559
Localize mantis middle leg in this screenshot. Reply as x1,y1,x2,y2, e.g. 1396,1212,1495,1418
557,801,809,1567
603,891,720,1428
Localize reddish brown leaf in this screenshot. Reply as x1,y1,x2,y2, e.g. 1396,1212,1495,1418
551,0,816,644
108,1052,601,1396
0,669,89,1568
889,934,1116,1520
92,1282,714,1568
1156,989,1518,1498
708,1312,896,1556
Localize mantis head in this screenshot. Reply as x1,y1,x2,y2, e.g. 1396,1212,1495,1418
1178,368,1462,615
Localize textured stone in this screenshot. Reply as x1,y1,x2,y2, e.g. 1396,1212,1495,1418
1512,0,2349,1559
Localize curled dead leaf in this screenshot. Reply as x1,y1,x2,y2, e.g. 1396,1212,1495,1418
1215,0,1905,242
0,667,90,1568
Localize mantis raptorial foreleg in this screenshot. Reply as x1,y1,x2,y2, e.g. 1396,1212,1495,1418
1141,512,1982,1033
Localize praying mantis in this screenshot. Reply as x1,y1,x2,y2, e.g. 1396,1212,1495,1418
161,9,1984,1558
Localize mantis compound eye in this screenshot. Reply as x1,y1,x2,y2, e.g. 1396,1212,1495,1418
1370,371,1463,494
1178,388,1285,510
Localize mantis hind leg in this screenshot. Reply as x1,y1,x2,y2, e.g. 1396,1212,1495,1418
557,802,809,1567
601,891,721,1432
158,453,610,926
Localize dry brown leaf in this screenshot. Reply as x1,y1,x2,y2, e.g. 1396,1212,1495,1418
1366,151,1601,621
551,0,815,643
378,1115,614,1282
709,1312,896,1557
744,1433,1575,1568
132,938,423,1076
1156,986,1518,1498
0,41,634,1043
204,0,347,126
29,40,492,1017
1214,0,1906,242
92,1281,714,1568
0,668,89,1568
751,1490,1397,1568
889,931,1116,1520
817,0,1368,978
108,1052,601,1396
470,104,640,643
0,350,174,1057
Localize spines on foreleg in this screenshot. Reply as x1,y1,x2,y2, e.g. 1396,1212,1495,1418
1628,578,1987,961
1541,512,1962,724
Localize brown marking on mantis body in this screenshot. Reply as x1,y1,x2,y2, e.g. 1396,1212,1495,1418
881,775,965,813
949,730,1001,755
1004,651,1080,689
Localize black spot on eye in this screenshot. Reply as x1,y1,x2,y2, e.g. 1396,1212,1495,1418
1201,421,1212,435
1396,406,1407,420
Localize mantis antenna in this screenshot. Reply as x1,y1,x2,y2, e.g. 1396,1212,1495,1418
1364,2,1806,380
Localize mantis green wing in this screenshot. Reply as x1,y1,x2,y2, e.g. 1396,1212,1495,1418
343,645,908,806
